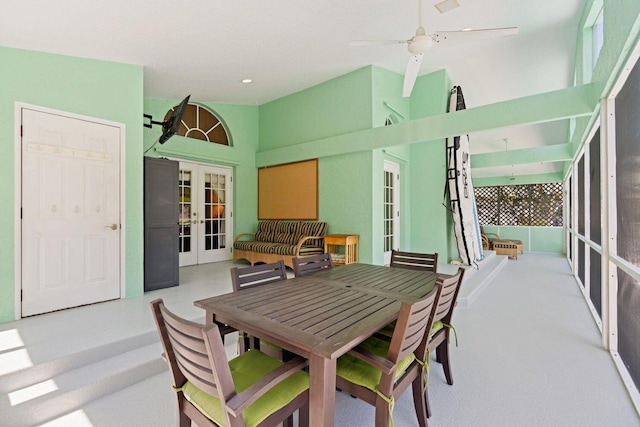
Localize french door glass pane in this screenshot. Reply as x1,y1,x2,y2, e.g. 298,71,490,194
204,172,226,251
179,170,192,253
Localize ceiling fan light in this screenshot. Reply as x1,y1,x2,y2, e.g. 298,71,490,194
435,0,460,14
408,35,435,54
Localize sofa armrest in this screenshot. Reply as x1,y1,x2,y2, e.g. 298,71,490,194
234,232,256,243
294,235,325,255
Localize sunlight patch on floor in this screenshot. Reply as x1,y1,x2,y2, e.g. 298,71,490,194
37,409,93,426
0,348,33,375
8,379,59,406
0,329,25,352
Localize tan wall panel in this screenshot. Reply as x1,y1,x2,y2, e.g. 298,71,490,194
258,159,318,220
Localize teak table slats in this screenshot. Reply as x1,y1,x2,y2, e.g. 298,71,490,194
194,263,440,427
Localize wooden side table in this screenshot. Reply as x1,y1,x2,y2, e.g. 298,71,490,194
324,234,359,266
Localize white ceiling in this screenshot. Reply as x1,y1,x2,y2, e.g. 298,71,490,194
0,0,587,179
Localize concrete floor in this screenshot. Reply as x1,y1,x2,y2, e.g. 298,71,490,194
1,253,639,426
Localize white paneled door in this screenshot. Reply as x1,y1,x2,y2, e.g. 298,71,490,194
21,108,121,316
179,162,233,266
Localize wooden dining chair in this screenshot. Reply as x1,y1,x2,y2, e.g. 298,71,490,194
335,283,443,427
372,267,466,419
424,267,465,418
150,299,309,427
230,261,288,355
376,250,439,341
390,250,439,272
292,253,333,277
230,260,288,292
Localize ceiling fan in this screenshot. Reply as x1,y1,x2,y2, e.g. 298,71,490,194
350,0,518,97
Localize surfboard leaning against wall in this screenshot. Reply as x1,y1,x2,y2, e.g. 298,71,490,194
445,85,484,268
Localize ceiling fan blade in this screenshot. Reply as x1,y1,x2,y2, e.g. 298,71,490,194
433,27,518,45
402,53,424,97
349,40,407,47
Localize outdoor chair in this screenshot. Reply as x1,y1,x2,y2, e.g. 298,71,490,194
378,250,439,342
390,250,438,272
335,283,443,427
479,226,501,249
230,261,288,354
292,253,334,277
423,267,465,416
480,226,524,255
374,267,466,419
150,298,309,427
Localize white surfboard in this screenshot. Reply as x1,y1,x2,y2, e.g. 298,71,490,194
446,86,484,268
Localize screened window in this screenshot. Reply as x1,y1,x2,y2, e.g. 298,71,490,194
475,183,563,226
615,51,640,391
583,2,604,82
592,8,604,68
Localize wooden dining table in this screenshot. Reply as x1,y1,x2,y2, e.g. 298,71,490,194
194,263,439,427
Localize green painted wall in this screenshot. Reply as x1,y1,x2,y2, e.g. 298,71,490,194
371,66,409,127
319,152,374,263
257,66,454,264
408,70,455,262
0,46,143,322
143,99,260,236
484,226,564,254
259,67,374,150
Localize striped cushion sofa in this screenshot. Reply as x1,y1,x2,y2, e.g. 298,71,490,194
233,220,328,269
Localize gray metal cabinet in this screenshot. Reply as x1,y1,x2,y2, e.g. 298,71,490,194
144,157,179,291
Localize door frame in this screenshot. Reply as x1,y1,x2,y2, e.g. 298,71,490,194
13,103,127,320
175,159,234,266
383,160,400,265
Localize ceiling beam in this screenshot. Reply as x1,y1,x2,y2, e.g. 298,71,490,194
471,144,573,169
473,172,565,187
256,82,602,167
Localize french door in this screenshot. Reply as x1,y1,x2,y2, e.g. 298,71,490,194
179,162,233,266
383,161,400,265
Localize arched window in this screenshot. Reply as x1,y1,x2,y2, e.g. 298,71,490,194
163,103,230,145
385,114,400,126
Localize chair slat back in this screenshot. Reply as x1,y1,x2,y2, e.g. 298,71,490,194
293,253,334,277
151,299,232,400
390,250,438,272
387,283,442,363
432,267,465,324
230,260,287,292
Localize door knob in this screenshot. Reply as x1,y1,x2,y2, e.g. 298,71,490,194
105,224,118,230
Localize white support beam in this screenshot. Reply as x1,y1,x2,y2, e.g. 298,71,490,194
601,96,618,352
471,144,573,169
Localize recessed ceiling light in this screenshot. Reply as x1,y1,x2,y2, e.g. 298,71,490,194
462,28,473,32
435,0,460,14
241,79,252,84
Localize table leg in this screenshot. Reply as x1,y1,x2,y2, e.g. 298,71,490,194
309,353,336,427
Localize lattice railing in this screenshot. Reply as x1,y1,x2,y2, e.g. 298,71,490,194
475,183,564,226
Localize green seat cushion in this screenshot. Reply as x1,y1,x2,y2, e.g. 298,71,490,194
336,336,415,392
181,350,308,427
379,320,446,341
430,320,444,336
378,321,396,338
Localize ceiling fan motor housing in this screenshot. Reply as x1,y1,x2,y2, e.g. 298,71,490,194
408,34,435,54
408,27,435,54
